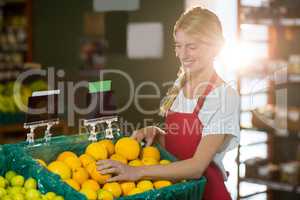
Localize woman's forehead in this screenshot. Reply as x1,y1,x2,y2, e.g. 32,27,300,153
174,31,201,44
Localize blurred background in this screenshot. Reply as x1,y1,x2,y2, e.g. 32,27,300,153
0,0,300,199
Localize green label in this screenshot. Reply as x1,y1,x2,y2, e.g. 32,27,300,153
88,80,111,93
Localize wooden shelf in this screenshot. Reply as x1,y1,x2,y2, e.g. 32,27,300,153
241,18,300,26
0,123,25,133
241,178,300,194
275,74,300,89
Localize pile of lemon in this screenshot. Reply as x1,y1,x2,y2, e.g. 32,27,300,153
36,137,173,200
0,170,64,200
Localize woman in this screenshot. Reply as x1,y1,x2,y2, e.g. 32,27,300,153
97,7,240,199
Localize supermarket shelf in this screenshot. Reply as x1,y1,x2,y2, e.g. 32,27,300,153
275,74,300,89
240,191,267,199
240,90,269,96
241,18,300,26
0,123,25,133
241,125,300,139
241,178,300,194
240,140,267,148
240,126,267,132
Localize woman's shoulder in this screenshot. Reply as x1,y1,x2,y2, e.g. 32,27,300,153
211,82,239,99
203,82,240,111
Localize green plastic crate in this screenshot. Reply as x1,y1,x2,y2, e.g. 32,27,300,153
3,134,206,200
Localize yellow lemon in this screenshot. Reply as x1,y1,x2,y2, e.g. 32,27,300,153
141,146,160,161
110,154,127,164
120,182,136,196
159,159,171,165
102,182,122,198
57,151,77,162
128,159,144,167
85,143,108,161
86,163,111,184
98,140,115,156
81,179,100,192
142,157,159,166
72,167,89,185
128,187,144,196
153,180,172,189
97,189,114,200
65,179,80,191
115,137,140,161
137,180,154,191
80,187,97,200
48,161,71,180
63,156,82,170
79,154,95,168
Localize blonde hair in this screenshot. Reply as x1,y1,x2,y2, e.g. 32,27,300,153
159,7,224,117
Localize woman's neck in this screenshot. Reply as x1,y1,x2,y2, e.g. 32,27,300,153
185,63,215,86
182,63,217,99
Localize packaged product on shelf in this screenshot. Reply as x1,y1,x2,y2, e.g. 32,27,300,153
288,54,300,74
280,161,300,185
252,105,275,130
257,163,280,180
287,107,300,132
245,157,268,179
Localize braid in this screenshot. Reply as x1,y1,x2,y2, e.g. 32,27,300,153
159,67,186,116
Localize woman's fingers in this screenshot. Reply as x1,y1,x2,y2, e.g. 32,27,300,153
100,168,118,175
146,136,154,146
96,160,120,170
107,175,125,182
131,130,144,142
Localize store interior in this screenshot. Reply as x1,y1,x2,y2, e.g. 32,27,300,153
0,0,300,199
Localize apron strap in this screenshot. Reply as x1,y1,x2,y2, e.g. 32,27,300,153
193,73,218,115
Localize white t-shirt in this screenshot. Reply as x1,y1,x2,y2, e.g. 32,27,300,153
170,83,240,180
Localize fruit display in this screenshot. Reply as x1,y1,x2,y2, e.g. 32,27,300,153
0,170,64,200
35,137,174,200
0,80,47,113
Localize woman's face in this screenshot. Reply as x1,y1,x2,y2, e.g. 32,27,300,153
174,29,215,73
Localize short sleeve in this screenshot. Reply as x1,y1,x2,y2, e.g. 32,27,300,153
200,85,240,152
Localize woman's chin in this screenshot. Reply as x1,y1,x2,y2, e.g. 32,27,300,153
182,64,197,72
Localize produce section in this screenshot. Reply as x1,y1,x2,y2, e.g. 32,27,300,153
1,134,206,200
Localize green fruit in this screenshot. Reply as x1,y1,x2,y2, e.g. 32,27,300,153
2,195,13,200
0,187,7,198
44,192,56,200
20,187,26,194
25,189,40,199
12,193,24,200
52,195,64,200
29,80,48,92
41,195,48,200
10,175,24,187
24,178,37,190
7,187,22,195
5,171,17,182
0,176,7,188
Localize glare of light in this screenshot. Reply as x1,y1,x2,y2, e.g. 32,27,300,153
217,40,263,71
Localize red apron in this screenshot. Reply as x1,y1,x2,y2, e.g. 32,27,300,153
165,74,231,200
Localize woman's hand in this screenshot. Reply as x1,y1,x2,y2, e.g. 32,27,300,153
131,126,165,146
96,160,143,182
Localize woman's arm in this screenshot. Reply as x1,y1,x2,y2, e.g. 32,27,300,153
97,134,227,182
139,134,226,181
